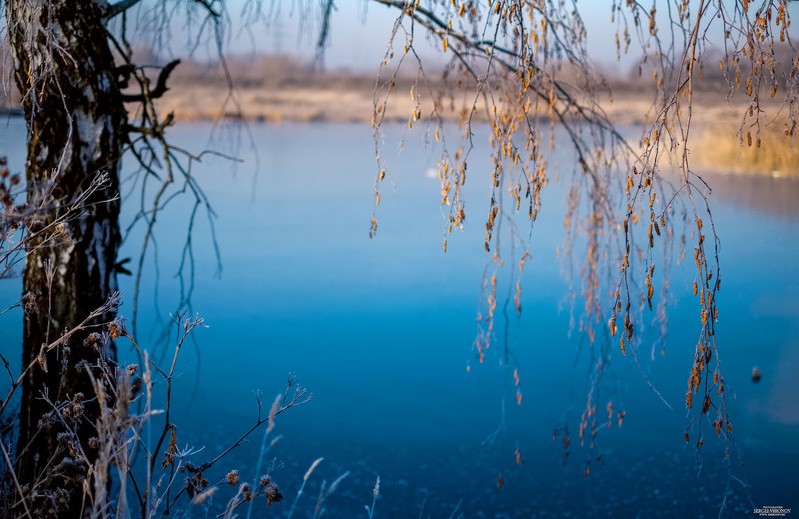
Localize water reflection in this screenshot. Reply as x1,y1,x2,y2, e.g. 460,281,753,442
757,342,799,426
0,120,798,515
702,170,799,219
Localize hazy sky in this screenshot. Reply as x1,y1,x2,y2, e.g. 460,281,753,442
168,1,798,73
221,1,627,70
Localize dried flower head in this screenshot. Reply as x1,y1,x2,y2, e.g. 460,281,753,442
241,483,252,502
108,321,121,340
83,332,102,349
38,411,55,430
263,478,283,506
21,291,35,314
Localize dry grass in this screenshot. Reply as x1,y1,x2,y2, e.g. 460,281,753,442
692,123,799,177
1,52,770,129
0,296,313,517
0,151,354,518
154,85,391,123
150,64,766,129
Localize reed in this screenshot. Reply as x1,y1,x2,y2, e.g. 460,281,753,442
692,125,799,176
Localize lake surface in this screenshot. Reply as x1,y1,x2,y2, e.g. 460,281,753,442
1,119,798,517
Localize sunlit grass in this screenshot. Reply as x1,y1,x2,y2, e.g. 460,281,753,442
693,124,799,176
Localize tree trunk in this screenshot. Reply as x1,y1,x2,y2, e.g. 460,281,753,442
7,0,123,515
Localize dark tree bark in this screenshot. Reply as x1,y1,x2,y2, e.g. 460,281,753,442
7,0,124,514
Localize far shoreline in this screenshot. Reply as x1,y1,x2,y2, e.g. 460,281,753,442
3,90,795,178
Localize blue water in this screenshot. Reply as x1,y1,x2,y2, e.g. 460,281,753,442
1,119,798,517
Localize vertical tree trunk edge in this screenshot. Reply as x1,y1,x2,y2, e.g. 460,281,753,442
7,1,124,515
